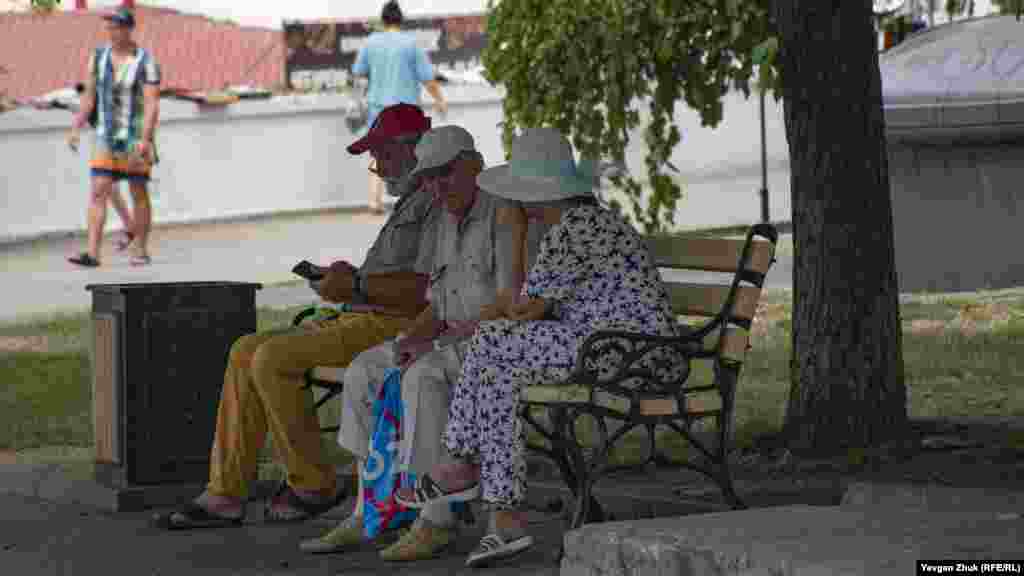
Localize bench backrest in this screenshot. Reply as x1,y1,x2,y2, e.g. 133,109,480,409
645,230,777,364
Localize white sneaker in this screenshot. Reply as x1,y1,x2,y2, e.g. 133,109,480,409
465,532,534,568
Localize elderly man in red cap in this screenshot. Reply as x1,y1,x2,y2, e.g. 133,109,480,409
154,103,442,530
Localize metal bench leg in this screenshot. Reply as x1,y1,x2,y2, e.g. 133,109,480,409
548,405,607,566
718,465,746,509
303,370,344,435
715,408,746,510
550,407,607,530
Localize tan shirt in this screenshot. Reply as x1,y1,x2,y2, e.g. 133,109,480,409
429,190,520,324
355,183,440,303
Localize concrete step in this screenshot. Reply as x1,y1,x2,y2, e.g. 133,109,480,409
841,481,1024,514
560,504,1023,576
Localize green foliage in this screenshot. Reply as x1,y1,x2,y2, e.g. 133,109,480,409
945,0,1023,17
30,0,61,12
482,0,777,233
992,0,1024,16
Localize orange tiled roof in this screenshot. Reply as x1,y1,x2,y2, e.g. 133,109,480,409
0,6,285,100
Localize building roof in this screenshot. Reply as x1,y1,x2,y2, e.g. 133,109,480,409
881,14,1024,141
0,6,285,100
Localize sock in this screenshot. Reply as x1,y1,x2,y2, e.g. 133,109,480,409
352,469,365,518
488,509,526,542
420,501,455,528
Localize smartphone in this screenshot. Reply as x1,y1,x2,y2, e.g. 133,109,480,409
292,260,325,281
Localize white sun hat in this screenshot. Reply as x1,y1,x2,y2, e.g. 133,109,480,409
476,127,598,203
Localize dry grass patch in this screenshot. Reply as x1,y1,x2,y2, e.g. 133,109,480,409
538,288,1024,465
3,292,1022,470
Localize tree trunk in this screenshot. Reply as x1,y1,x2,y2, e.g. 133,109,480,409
772,0,907,456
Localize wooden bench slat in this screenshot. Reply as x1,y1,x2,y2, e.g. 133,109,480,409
637,398,677,416
647,236,775,274
638,390,725,415
702,324,750,363
666,283,762,321
521,386,723,416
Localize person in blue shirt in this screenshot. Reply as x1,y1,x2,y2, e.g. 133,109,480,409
354,1,448,213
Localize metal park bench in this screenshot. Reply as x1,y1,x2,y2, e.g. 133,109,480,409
296,224,779,533
519,224,778,529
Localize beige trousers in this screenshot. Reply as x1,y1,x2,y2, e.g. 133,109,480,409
338,341,462,474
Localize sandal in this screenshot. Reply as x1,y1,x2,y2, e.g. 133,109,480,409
465,533,534,568
68,253,100,268
151,501,244,530
395,473,479,509
130,254,151,266
263,483,345,524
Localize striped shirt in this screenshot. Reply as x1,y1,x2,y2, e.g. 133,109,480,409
89,46,161,148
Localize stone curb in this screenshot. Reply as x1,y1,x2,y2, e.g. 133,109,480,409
841,480,1024,514
560,504,1024,576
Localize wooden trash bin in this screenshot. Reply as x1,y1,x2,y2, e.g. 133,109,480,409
85,281,261,487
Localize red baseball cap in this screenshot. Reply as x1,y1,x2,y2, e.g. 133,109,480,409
347,103,432,155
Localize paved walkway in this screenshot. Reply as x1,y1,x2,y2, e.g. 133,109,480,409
0,210,800,575
0,210,388,323
0,210,794,324
0,492,562,576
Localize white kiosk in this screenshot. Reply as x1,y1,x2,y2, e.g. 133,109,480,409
881,15,1024,292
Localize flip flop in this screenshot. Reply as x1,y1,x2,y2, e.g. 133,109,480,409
394,473,479,509
68,253,100,268
151,501,244,530
130,254,151,266
263,483,346,524
465,533,534,568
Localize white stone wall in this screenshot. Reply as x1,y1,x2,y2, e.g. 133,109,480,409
0,82,792,244
0,86,509,244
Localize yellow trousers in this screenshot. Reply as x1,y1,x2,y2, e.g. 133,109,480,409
207,312,410,499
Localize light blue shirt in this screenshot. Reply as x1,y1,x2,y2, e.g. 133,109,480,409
353,31,435,119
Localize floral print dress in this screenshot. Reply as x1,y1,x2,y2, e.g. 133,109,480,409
441,204,681,508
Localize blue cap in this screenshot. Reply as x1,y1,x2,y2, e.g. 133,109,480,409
102,8,136,28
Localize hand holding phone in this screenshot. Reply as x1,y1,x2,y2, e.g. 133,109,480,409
292,260,325,281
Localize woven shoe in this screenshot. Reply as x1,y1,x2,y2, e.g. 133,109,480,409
299,514,365,554
379,518,456,562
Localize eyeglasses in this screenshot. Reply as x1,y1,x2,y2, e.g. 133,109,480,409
417,161,457,182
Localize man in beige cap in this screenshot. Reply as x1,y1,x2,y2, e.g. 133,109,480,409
300,125,529,561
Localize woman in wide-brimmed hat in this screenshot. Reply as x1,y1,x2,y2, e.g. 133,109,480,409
396,127,684,567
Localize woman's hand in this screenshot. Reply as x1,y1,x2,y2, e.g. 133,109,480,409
445,319,480,339
67,128,80,152
479,291,516,321
506,297,548,322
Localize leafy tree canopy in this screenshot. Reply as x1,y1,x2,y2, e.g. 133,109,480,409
482,0,778,233
30,0,62,11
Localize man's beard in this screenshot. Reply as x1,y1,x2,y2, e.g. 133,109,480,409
381,156,418,195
